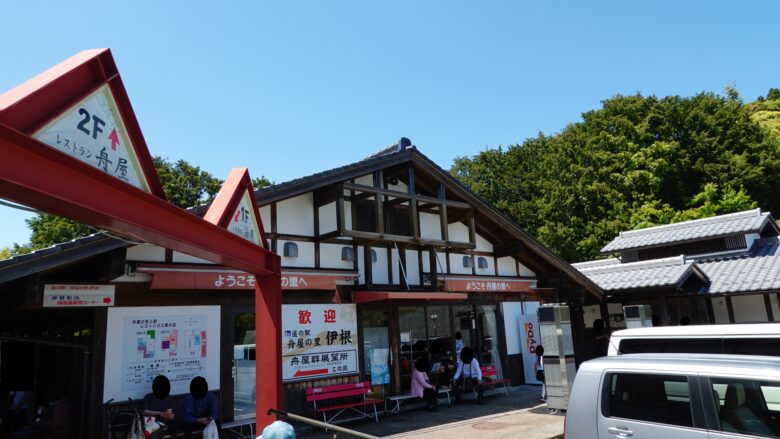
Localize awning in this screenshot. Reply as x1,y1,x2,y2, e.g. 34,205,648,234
136,264,357,291
352,291,468,303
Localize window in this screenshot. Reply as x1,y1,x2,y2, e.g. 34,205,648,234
710,377,780,437
477,257,488,269
233,312,256,420
283,242,298,258
603,373,693,427
619,338,723,355
463,256,473,268
341,246,354,262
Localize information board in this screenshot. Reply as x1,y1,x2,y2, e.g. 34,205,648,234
103,306,221,401
281,304,358,381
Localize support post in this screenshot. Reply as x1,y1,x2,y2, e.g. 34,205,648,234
255,254,283,429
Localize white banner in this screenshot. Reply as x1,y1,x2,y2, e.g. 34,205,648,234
518,314,542,384
103,306,221,402
43,284,114,307
282,304,358,381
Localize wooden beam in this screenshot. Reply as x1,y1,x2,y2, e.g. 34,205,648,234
765,294,775,322
341,229,475,249
467,208,476,245
314,199,320,269
409,166,420,240
343,182,471,209
494,241,526,258
726,296,736,323
429,250,438,292
271,202,278,254
336,183,345,235
438,183,449,243
374,171,384,235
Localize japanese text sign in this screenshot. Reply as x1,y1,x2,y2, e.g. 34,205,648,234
32,84,151,191
43,284,114,307
281,304,358,381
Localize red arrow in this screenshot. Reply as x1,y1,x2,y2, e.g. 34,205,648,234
108,128,120,151
294,368,328,377
103,297,112,304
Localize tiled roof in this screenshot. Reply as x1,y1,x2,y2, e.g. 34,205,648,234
698,237,780,294
0,233,126,283
601,208,772,253
573,255,703,291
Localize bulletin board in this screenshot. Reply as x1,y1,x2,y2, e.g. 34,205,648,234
103,306,221,402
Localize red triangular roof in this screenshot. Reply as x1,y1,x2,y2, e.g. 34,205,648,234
205,168,269,249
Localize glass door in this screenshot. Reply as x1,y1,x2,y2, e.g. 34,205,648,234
398,306,427,393
361,309,391,388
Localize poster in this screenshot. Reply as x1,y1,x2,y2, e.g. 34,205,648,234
282,304,358,381
518,314,542,384
103,306,221,402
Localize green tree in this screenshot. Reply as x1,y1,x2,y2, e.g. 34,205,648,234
252,176,274,190
20,156,226,250
452,88,780,262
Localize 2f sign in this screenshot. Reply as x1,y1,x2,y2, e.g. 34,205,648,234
32,84,150,192
77,108,105,140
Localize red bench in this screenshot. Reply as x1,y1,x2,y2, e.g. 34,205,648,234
481,365,511,397
305,381,382,424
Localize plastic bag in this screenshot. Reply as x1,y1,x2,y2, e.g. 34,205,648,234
203,419,219,439
143,416,160,438
127,411,145,439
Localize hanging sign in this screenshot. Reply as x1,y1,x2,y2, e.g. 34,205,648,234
43,284,115,307
227,191,263,246
32,84,151,192
281,304,358,381
204,167,268,249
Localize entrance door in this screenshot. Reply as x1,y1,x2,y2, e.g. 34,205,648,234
398,306,427,393
361,309,391,389
453,305,477,360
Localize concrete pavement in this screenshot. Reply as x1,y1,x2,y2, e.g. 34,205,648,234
294,385,565,439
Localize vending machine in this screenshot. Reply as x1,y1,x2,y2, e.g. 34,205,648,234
538,304,576,410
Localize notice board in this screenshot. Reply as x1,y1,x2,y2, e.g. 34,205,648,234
103,306,221,401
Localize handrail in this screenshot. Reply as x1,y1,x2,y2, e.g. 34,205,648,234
267,408,380,439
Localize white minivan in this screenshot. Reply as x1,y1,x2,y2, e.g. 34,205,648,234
565,354,780,438
607,323,780,357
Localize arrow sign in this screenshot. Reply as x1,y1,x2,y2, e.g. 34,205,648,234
294,368,329,378
108,128,120,150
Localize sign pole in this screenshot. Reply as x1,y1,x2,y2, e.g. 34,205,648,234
255,254,283,428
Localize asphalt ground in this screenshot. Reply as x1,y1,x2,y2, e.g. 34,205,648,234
293,385,565,439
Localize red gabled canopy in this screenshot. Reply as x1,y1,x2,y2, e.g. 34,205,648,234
205,168,269,249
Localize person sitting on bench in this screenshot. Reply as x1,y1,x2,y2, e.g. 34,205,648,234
411,358,438,412
142,375,177,438
452,347,484,405
183,376,219,438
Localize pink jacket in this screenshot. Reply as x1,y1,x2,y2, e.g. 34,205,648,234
410,368,434,398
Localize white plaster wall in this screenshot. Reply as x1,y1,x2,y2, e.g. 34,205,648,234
746,233,761,250
448,222,469,243
319,202,337,234
474,255,494,276
435,252,447,273
372,247,389,284
405,250,420,285
583,305,601,328
172,252,211,264
126,245,166,262
497,257,517,276
387,181,408,193
355,174,373,186
502,302,523,355
518,263,535,277
277,193,314,236
712,296,731,324
391,248,400,285
259,205,271,233
357,246,365,284
475,234,493,252
449,253,472,275
421,250,430,273
732,294,769,323
320,243,354,270
420,212,442,241
279,240,315,268
344,201,353,230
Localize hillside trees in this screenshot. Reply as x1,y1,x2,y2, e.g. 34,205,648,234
452,89,780,262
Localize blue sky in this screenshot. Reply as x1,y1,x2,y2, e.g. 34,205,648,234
1,1,779,249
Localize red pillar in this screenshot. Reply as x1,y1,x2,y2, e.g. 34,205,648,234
255,254,283,429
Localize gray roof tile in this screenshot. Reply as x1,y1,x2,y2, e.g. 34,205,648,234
699,237,780,294
601,208,771,253
573,255,700,291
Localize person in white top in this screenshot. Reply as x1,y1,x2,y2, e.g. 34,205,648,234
452,346,484,404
